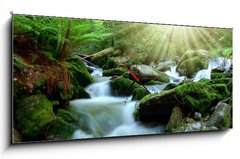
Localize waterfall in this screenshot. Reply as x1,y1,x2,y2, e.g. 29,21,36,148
70,66,164,139
165,66,186,83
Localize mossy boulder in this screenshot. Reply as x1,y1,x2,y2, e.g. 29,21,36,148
165,106,183,132
15,94,56,140
110,77,142,96
47,108,78,140
103,68,126,76
177,50,209,77
47,117,76,140
67,55,94,87
138,79,230,122
132,88,149,100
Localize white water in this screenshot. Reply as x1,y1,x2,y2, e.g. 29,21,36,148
70,67,164,139
193,57,231,82
165,57,231,83
165,66,186,83
71,57,231,139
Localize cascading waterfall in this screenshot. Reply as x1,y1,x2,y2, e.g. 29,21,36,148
70,57,231,139
70,66,164,139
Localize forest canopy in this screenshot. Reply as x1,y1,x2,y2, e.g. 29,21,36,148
13,14,232,64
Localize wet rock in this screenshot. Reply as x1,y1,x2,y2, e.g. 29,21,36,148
130,64,169,83
206,101,232,129
163,83,178,91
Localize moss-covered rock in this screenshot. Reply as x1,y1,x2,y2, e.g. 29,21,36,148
55,108,78,123
122,72,131,79
175,80,230,113
138,79,231,122
132,88,149,100
177,50,209,77
165,106,183,132
211,72,232,79
145,80,163,85
156,72,170,83
67,55,94,87
47,108,78,140
110,77,142,96
15,94,56,140
47,117,76,140
103,68,126,76
163,83,178,91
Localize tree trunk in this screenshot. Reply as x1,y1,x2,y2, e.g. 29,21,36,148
59,19,71,62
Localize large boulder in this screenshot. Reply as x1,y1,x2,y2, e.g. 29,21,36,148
15,94,57,140
110,77,142,96
130,65,169,83
177,50,209,77
138,79,230,122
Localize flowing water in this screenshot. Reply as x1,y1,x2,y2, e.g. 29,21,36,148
71,57,231,139
70,64,164,139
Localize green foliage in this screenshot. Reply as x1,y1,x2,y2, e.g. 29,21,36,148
132,88,149,100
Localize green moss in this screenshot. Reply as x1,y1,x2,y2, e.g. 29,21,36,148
103,68,126,76
175,81,230,113
145,80,163,85
163,83,178,90
211,72,232,79
122,72,131,79
15,94,56,140
177,56,208,77
47,117,76,140
66,55,94,87
110,77,142,96
56,109,78,123
132,88,149,100
157,72,170,83
102,58,119,70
